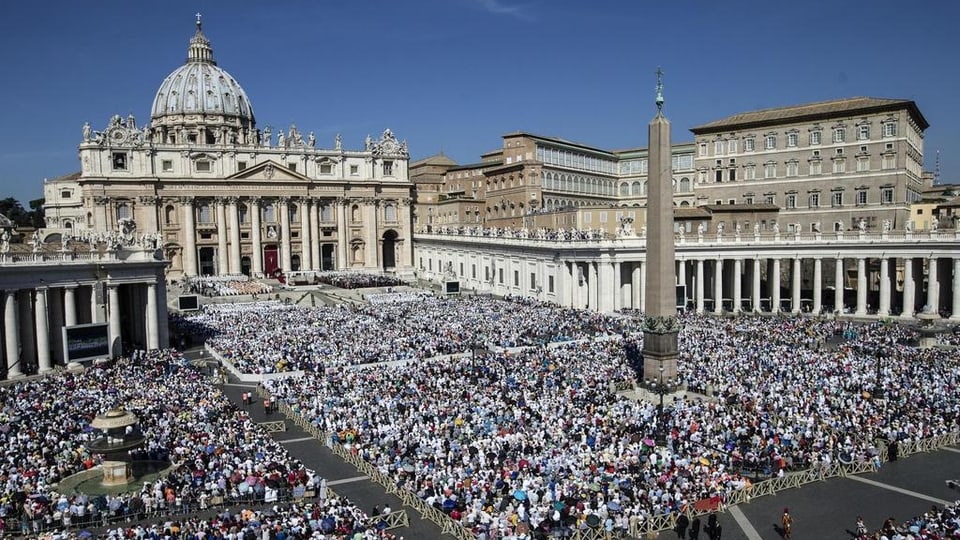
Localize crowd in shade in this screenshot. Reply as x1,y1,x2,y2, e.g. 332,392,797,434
224,300,960,539
183,275,273,297
422,225,608,241
314,272,405,290
178,296,627,374
0,350,395,539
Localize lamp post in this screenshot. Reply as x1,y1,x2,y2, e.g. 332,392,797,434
647,364,672,446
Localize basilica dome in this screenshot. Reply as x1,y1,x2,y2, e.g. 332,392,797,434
150,20,255,131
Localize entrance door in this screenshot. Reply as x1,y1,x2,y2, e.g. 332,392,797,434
321,244,335,271
198,247,215,276
263,245,279,277
381,230,398,270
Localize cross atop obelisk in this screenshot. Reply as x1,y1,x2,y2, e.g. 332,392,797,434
641,66,679,384
655,67,664,112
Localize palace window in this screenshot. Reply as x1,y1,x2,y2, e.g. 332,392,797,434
699,142,708,157
320,163,333,174
810,160,822,175
787,132,798,147
744,165,756,180
350,164,359,176
810,131,822,145
384,203,397,222
882,154,896,170
764,135,776,150
833,128,846,143
728,168,737,182
881,187,894,204
858,125,870,140
198,203,213,224
764,162,776,179
744,137,755,152
857,157,870,172
728,139,737,154
383,160,394,176
263,203,276,222
116,203,131,221
808,193,820,208
833,158,846,174
832,192,843,207
786,194,797,209
162,160,173,172
856,190,868,206
321,204,332,221
714,141,724,156
883,122,897,137
786,161,799,177
195,160,211,172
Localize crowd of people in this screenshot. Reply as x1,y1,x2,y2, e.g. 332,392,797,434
422,225,609,242
180,296,627,374
314,272,405,290
211,303,958,538
0,349,394,539
854,502,960,539
183,275,272,297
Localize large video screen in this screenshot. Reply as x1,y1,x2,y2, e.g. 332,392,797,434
444,280,460,294
177,295,200,311
62,323,110,363
676,285,687,309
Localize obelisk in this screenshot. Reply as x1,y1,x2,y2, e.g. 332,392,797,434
641,68,679,383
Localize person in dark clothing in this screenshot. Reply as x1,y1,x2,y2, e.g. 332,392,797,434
689,517,701,539
676,514,690,538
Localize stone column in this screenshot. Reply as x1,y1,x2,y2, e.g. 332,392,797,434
695,259,705,313
64,286,77,327
4,290,21,378
901,258,915,318
677,260,687,307
18,290,34,371
398,199,414,268
300,198,313,272
733,258,742,313
926,257,939,315
89,284,99,323
146,282,159,350
310,200,321,270
108,284,121,359
631,263,641,311
228,198,241,274
951,258,960,320
753,258,762,313
835,258,844,314
156,278,170,349
812,258,823,315
792,257,802,314
613,261,622,311
216,198,228,275
713,258,724,314
181,197,198,276
336,200,348,270
771,259,781,313
364,200,378,268
250,198,263,277
638,261,646,313
598,260,614,312
34,288,52,373
878,257,891,317
48,289,64,366
280,198,292,273
856,257,868,316
588,261,599,311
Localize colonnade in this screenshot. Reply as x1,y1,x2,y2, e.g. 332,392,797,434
0,279,167,380
415,234,960,321
175,196,412,277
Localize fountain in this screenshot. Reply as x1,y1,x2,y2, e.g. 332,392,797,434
85,409,146,486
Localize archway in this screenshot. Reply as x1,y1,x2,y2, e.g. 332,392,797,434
198,247,215,276
382,230,398,270
240,256,251,276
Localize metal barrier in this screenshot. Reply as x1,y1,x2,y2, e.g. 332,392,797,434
259,384,960,539
257,420,287,432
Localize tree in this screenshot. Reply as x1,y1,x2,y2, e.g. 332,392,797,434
0,197,44,227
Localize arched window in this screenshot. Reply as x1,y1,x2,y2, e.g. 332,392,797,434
619,183,629,196
320,203,332,221
263,203,276,222
679,177,691,192
116,202,131,221
198,203,213,224
165,205,176,225
238,203,249,224
631,182,642,196
351,204,360,222
384,203,397,222
288,204,298,222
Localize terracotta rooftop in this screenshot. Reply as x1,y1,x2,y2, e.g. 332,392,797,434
691,97,928,134
703,203,780,213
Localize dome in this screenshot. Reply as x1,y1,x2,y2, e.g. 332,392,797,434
150,19,255,128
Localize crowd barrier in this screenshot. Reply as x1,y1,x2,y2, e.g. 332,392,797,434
256,386,960,538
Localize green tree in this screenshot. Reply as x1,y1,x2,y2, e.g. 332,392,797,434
0,197,28,226
28,198,45,228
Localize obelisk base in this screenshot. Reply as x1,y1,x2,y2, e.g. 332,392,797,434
641,330,679,382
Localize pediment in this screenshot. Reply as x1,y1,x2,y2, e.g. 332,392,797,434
228,160,310,182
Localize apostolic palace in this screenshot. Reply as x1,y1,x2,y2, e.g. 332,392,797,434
0,17,958,379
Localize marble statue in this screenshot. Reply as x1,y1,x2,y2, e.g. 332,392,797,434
307,131,315,148
0,230,9,253
277,130,286,148
335,133,342,151
772,222,780,234
754,222,760,234
365,134,372,150
31,231,42,253
697,222,705,235
858,219,867,232
263,127,272,147
905,220,913,232
82,122,92,142
931,219,939,232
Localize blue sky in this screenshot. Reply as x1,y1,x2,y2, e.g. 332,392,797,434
1,0,958,206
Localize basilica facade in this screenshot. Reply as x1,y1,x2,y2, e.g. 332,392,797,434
43,19,414,280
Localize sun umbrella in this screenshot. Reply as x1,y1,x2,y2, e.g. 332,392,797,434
643,438,655,447
513,489,527,501
586,514,600,527
607,501,621,511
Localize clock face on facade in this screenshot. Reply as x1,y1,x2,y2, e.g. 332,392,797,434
109,128,128,145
